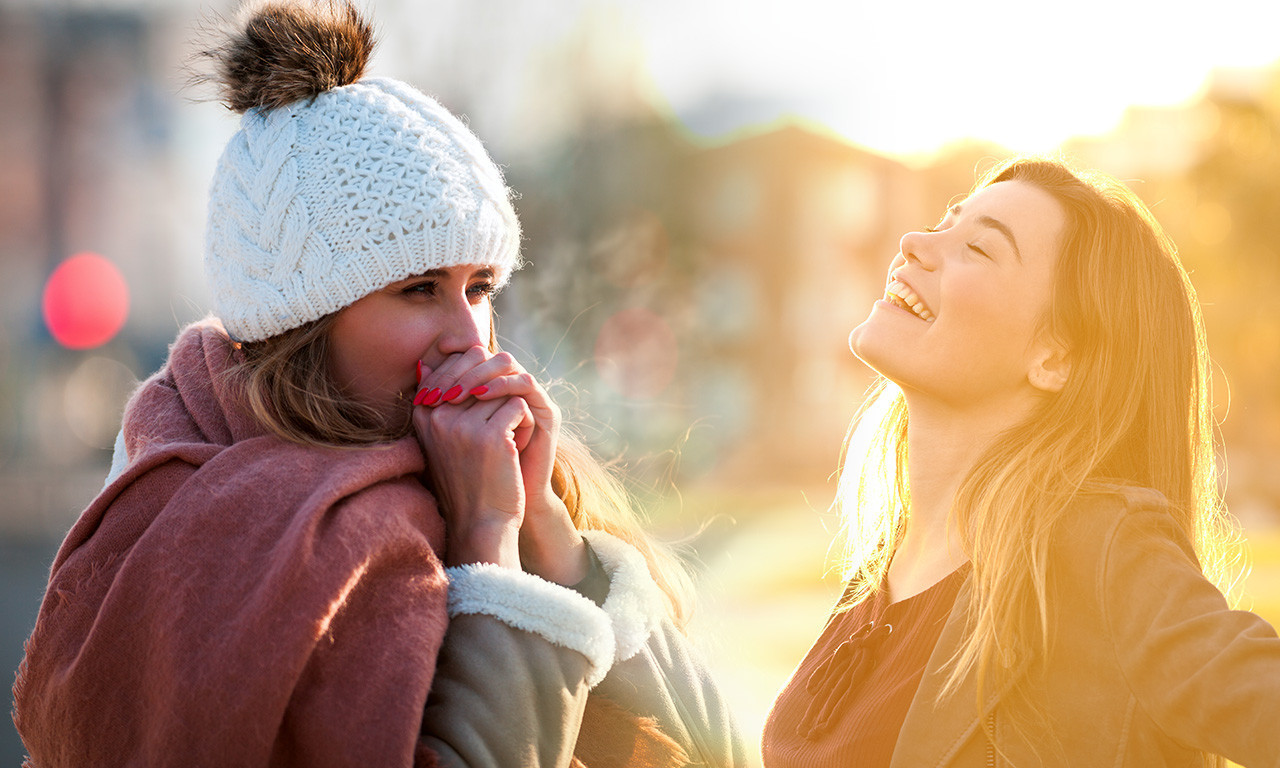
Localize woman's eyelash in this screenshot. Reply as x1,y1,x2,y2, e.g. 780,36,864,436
921,224,989,258
399,279,496,298
402,280,436,295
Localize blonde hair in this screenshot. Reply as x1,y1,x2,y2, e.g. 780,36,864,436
229,312,694,626
832,157,1239,756
235,313,401,445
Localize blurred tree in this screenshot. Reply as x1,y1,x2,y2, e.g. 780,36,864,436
1163,66,1280,522
501,114,697,488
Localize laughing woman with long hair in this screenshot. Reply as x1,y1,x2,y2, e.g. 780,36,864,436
762,157,1280,766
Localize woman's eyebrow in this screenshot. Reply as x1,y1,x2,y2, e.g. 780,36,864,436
398,267,495,283
950,204,1023,262
402,269,446,280
975,215,1023,263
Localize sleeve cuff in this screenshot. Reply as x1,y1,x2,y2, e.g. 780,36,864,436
569,539,611,606
580,530,668,663
445,563,615,687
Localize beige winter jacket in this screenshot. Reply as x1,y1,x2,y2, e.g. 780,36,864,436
424,530,746,768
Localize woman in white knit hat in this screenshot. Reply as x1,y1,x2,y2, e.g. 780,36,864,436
13,2,744,766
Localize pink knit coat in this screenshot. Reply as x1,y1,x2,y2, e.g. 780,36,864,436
13,321,451,767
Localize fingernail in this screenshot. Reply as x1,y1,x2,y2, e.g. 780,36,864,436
469,385,489,396
423,388,442,406
416,360,423,384
413,389,429,406
443,385,463,401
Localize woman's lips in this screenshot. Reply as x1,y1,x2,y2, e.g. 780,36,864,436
885,279,935,322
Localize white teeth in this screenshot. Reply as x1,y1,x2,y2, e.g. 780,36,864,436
884,279,935,322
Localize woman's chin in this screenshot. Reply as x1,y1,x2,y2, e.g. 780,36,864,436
849,324,911,386
848,314,894,363
847,314,874,355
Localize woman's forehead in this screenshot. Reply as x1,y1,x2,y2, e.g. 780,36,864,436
963,181,1066,264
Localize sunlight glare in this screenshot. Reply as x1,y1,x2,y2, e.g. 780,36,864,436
632,0,1280,159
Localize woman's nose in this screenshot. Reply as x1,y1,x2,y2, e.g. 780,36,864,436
435,300,488,356
898,229,937,270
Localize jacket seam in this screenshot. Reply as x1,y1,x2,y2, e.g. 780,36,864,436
936,705,985,766
1111,696,1136,768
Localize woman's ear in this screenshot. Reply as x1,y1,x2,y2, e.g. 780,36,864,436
1028,342,1071,393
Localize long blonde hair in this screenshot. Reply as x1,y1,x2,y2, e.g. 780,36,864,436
229,312,694,626
833,157,1239,742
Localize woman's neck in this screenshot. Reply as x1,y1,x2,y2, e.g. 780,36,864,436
889,390,1037,600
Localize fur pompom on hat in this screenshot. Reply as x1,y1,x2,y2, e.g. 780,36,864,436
200,0,521,342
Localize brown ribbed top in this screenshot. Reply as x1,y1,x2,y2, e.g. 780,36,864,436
762,564,968,768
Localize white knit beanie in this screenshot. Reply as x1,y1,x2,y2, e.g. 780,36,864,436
202,1,521,343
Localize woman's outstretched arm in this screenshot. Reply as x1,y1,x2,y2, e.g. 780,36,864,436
1100,501,1280,767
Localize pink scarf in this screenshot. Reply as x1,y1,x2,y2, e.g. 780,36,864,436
13,321,450,767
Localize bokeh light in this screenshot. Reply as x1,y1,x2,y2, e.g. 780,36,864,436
593,307,679,399
63,356,139,450
41,252,130,350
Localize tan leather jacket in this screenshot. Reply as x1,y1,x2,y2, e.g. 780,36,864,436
889,487,1280,768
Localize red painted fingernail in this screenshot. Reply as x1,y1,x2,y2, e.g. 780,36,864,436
415,360,423,384
443,385,463,401
469,385,489,396
423,388,442,406
413,389,429,406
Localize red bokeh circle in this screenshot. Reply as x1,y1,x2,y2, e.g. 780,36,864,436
42,252,130,350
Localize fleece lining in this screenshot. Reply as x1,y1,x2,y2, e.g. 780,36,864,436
446,563,616,687
581,530,667,663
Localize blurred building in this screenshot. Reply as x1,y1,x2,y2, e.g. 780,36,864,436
0,1,225,540
679,126,919,481
503,119,927,486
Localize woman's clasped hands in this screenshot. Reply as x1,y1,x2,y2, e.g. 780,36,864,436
411,346,589,586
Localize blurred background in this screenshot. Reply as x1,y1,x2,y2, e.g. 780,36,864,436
3,0,1280,764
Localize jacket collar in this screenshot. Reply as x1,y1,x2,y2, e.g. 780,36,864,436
889,573,1031,768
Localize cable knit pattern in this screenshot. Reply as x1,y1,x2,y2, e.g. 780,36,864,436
205,77,521,342
581,530,668,663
